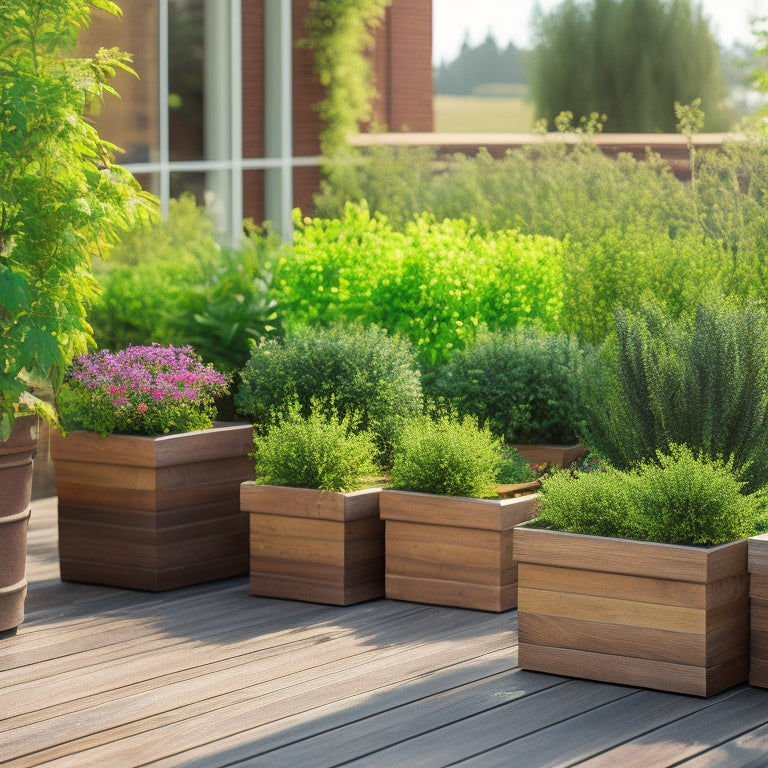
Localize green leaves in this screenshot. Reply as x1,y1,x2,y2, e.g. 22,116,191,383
273,204,565,367
0,1,158,427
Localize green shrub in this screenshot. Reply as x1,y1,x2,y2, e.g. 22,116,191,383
253,405,378,492
535,445,758,546
580,296,768,491
272,204,565,366
389,414,500,498
559,226,721,346
497,445,538,484
235,323,421,460
91,197,282,372
534,465,642,540
90,195,220,350
432,325,588,444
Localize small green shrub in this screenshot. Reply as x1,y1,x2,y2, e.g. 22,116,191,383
497,445,538,484
535,445,758,546
432,325,588,444
389,414,500,498
235,323,421,460
580,296,768,491
254,406,378,492
533,465,642,540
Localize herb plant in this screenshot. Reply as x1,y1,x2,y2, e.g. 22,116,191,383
432,325,588,444
235,323,421,461
253,404,379,492
58,344,229,436
535,445,759,547
581,296,768,491
389,414,500,498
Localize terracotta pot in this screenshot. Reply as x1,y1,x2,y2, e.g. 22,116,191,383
379,490,537,612
514,524,749,697
0,414,38,634
242,483,384,606
51,423,254,591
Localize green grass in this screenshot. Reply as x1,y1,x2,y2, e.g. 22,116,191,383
434,95,535,133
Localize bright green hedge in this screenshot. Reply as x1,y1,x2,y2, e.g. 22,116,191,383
270,204,565,366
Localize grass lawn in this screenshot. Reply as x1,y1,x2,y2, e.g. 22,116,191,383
434,94,535,133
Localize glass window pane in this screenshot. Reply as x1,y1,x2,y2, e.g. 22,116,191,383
78,1,160,164
169,0,204,161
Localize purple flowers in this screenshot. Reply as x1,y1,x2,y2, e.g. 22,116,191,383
61,344,230,436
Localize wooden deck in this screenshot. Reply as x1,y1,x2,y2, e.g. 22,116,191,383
3,498,768,767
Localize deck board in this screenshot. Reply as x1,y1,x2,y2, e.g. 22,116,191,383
2,497,768,767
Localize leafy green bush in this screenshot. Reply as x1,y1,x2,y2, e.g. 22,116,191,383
273,204,565,366
535,445,759,546
497,445,538,484
235,324,421,460
91,197,281,372
253,405,378,492
580,296,768,491
389,414,500,498
559,226,721,346
432,325,588,444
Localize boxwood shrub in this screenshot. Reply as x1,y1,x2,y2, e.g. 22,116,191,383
235,323,421,462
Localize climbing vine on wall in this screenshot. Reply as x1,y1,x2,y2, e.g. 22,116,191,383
303,0,392,155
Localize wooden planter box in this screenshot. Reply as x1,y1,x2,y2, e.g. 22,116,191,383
51,423,254,591
748,534,768,688
510,443,587,469
514,525,749,697
242,483,383,606
379,490,537,612
0,415,38,634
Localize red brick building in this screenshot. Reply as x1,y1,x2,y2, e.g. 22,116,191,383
81,0,433,242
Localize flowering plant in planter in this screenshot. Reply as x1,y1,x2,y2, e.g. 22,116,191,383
58,343,229,436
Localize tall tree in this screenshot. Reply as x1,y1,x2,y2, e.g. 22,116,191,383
529,0,729,132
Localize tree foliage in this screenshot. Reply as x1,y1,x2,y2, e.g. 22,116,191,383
435,35,528,95
529,0,730,132
0,0,157,436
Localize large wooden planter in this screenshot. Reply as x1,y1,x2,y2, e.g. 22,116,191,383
0,415,38,634
379,490,537,612
51,423,254,591
514,525,749,697
748,534,768,688
510,443,587,469
242,483,383,606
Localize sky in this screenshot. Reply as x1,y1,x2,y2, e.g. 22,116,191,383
433,0,768,64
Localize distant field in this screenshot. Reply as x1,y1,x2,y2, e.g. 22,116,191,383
434,95,535,133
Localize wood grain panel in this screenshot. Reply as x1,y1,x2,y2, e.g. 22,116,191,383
518,587,704,633
514,526,747,583
385,574,513,613
379,490,535,531
518,642,734,697
53,425,253,590
519,612,707,665
246,485,384,606
518,562,706,608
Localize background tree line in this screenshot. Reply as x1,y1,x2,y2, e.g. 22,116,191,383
436,0,754,132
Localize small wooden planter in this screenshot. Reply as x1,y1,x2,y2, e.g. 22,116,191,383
52,423,254,591
379,490,537,612
748,534,768,688
242,483,384,606
510,443,587,469
514,525,749,697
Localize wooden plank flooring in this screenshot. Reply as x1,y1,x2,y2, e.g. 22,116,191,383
3,497,768,767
